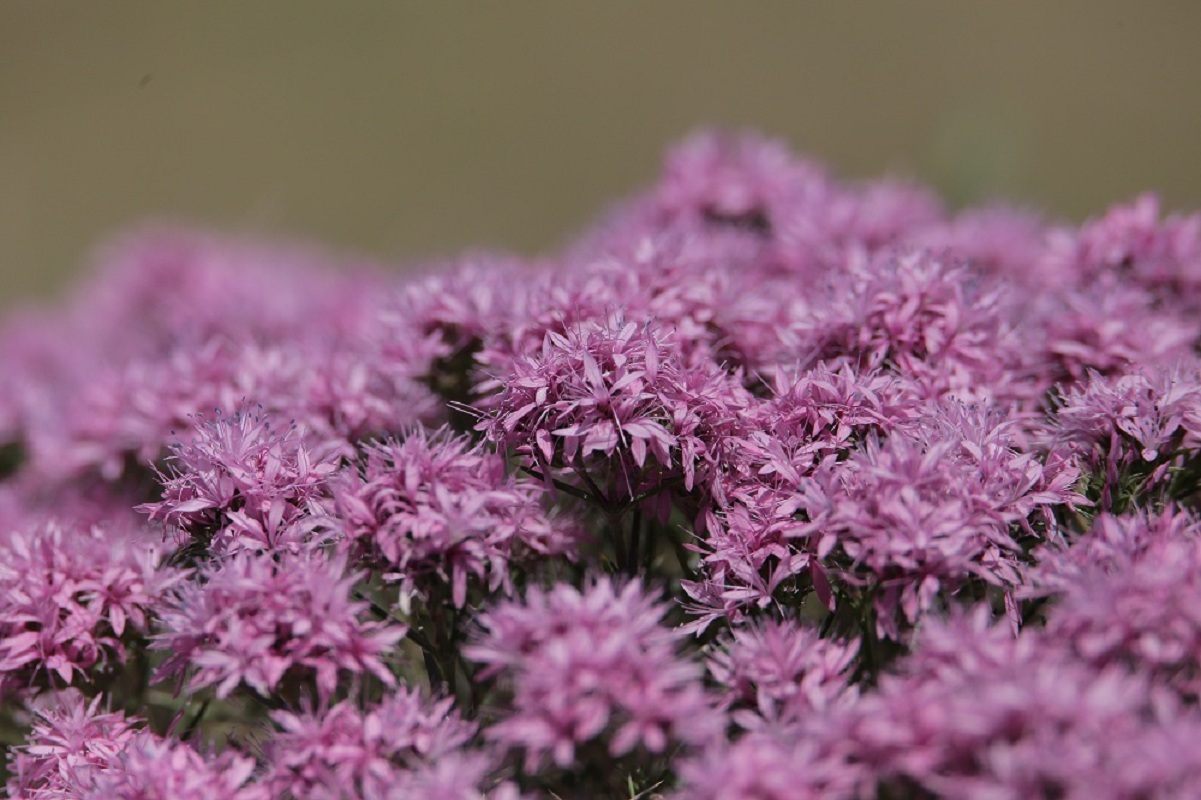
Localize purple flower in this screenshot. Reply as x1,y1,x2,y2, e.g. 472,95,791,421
0,521,183,696
152,551,404,701
79,734,263,800
908,205,1051,287
384,752,526,800
1048,193,1201,304
332,427,582,609
6,690,139,799
7,689,262,800
708,620,858,730
262,688,478,800
793,402,1082,636
465,577,719,771
482,321,676,464
1029,509,1201,698
1051,365,1201,509
1035,280,1198,384
672,731,861,800
139,406,341,556
799,249,1032,404
828,610,1201,799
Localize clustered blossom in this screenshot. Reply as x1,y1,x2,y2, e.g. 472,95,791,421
464,578,719,773
799,250,1033,404
708,620,858,729
1026,510,1201,698
480,319,681,503
4,130,1201,797
823,611,1201,798
1051,366,1201,510
0,522,182,697
792,402,1082,637
332,428,581,609
139,407,341,555
152,552,403,701
8,690,263,800
261,688,484,799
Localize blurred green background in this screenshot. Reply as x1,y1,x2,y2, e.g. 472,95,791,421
2,1,1200,308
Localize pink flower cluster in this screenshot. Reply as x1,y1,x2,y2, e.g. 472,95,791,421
152,552,402,702
332,428,581,609
464,577,718,772
3,130,1201,797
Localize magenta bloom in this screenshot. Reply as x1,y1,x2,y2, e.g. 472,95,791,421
332,427,581,609
262,688,478,800
139,406,341,555
708,620,858,731
828,610,1201,799
465,577,719,771
79,734,264,800
794,403,1081,636
0,521,182,696
480,319,678,481
1051,366,1201,510
1028,510,1201,698
6,690,140,799
152,551,404,700
7,690,261,800
672,732,861,800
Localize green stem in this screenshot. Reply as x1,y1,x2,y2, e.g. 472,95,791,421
180,699,209,741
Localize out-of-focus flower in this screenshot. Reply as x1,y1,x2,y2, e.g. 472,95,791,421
1028,510,1201,698
828,610,1201,799
152,551,403,701
708,620,858,730
465,577,719,771
80,734,264,800
262,688,478,800
0,521,183,697
672,731,860,800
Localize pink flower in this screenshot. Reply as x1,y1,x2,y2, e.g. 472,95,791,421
332,427,582,609
482,320,677,470
139,406,341,556
794,402,1081,636
0,521,183,697
465,577,719,771
6,690,139,799
708,620,858,730
152,551,404,701
263,688,477,800
80,734,264,800
828,611,1201,799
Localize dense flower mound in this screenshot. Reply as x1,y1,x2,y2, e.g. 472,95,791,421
4,129,1201,797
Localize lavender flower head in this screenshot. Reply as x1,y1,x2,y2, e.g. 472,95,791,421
152,551,404,701
332,427,582,609
465,576,718,772
139,406,341,556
